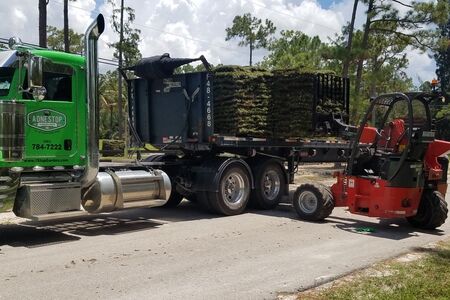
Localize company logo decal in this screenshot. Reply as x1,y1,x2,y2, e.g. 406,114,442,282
27,109,67,131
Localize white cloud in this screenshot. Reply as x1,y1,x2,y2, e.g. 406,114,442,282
0,0,437,85
405,48,437,84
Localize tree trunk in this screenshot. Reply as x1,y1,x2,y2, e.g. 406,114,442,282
354,0,374,95
38,0,47,48
342,0,359,78
64,0,69,52
249,39,253,66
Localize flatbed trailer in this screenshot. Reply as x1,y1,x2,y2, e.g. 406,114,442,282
125,68,353,215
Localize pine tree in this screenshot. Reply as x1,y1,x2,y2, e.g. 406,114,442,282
435,8,450,95
225,13,276,66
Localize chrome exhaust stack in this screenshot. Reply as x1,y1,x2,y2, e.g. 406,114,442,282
79,14,171,213
81,14,105,188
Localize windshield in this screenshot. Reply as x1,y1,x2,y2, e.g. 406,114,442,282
0,51,17,96
0,50,17,67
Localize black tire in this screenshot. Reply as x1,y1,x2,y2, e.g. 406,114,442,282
293,183,334,221
208,163,251,216
406,190,448,230
250,160,287,210
144,154,183,208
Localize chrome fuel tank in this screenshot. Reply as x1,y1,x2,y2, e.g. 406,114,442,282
82,169,171,213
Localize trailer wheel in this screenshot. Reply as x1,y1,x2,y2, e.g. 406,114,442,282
209,163,251,215
406,190,448,230
251,160,286,209
293,183,334,221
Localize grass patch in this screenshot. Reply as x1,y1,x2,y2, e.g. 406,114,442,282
298,240,450,300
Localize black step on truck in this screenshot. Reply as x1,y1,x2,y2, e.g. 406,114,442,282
123,55,351,215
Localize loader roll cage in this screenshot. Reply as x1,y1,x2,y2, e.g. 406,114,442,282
347,92,433,181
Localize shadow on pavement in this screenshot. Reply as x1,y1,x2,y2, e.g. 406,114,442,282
0,225,81,248
252,204,447,241
0,200,216,248
328,216,446,240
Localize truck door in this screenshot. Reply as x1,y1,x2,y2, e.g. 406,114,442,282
25,60,79,165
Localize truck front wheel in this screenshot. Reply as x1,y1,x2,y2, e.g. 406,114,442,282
406,190,448,230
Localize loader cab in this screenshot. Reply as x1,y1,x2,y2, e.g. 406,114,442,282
349,93,434,186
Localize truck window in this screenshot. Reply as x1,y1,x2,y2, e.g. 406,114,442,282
42,61,73,101
0,67,14,96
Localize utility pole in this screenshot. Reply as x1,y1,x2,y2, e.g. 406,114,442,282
64,0,69,52
39,0,48,48
117,0,124,139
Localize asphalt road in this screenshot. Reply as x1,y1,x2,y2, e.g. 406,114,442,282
0,193,449,300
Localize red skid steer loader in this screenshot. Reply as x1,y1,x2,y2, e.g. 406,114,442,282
294,93,450,229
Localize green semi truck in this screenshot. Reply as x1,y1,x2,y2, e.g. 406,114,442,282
0,15,171,220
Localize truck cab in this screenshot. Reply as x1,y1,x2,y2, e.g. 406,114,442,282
0,15,170,219
0,46,88,213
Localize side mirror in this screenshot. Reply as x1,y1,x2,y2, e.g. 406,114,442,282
27,56,46,101
28,56,43,88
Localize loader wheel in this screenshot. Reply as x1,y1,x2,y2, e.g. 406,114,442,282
406,190,448,230
293,183,334,221
208,163,251,215
250,160,287,210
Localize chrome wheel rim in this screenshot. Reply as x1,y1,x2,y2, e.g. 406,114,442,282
297,191,318,214
221,172,247,209
262,170,281,201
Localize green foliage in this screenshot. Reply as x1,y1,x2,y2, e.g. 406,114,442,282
261,30,326,70
225,13,276,66
99,70,121,139
368,0,448,51
174,63,209,74
307,240,450,299
47,26,84,53
107,0,142,66
434,3,450,95
323,0,447,123
431,1,450,140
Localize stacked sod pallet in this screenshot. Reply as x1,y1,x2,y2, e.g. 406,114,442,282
213,66,272,137
271,70,317,138
212,66,345,138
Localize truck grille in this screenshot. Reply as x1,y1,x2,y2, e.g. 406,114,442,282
0,101,25,161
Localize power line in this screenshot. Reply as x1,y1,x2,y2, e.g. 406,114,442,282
31,0,344,62
51,0,253,56
0,38,119,67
